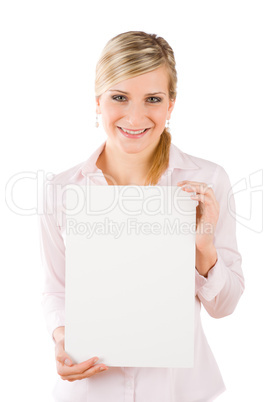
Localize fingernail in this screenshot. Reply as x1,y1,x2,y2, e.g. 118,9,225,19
99,366,107,371
93,358,99,364
64,359,72,366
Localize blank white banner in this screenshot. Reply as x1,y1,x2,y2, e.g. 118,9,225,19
65,185,197,368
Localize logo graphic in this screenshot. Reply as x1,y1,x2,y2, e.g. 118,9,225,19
228,169,263,233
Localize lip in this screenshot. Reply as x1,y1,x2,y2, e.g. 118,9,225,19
117,126,151,139
120,127,149,132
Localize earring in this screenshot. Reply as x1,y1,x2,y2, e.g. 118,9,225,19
166,119,170,132
95,113,99,128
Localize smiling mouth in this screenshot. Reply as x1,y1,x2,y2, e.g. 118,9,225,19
118,127,151,135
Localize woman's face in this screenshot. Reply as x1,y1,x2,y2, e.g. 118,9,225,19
95,66,176,154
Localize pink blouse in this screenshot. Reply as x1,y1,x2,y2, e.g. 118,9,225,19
38,140,245,402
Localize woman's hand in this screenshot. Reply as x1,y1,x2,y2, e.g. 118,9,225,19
177,180,220,276
53,327,109,382
177,180,220,250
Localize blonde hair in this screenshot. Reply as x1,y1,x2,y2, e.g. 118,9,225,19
95,31,177,185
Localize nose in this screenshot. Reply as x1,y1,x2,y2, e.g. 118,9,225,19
124,103,148,128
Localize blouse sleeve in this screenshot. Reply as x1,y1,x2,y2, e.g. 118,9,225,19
38,179,66,339
195,165,245,318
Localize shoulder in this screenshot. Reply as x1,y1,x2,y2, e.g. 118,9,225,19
46,160,85,187
171,144,232,199
46,141,105,187
187,151,229,180
44,161,86,215
172,142,229,180
187,151,220,171
188,152,232,201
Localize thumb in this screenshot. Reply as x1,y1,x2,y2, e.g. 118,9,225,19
55,339,73,366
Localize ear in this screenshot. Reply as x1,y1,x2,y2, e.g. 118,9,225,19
167,98,176,120
95,96,101,114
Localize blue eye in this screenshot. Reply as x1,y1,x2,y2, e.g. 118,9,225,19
147,97,162,103
111,95,162,103
112,95,126,102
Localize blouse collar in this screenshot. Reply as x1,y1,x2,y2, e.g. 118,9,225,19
80,140,200,178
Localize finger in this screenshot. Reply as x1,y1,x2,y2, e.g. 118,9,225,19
177,180,209,187
177,180,206,187
57,356,100,377
182,184,213,194
60,363,108,381
55,340,73,367
190,193,206,203
190,193,216,204
178,182,215,196
178,180,212,188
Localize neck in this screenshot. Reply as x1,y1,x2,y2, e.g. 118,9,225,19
97,138,159,185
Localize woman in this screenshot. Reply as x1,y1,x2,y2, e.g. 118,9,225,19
39,31,245,402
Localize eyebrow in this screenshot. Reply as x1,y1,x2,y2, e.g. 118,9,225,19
108,89,167,96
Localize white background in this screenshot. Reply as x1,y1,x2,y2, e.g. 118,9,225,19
1,1,267,401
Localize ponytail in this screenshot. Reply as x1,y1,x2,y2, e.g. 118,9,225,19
144,128,172,186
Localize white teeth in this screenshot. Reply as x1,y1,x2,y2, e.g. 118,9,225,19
120,127,147,135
